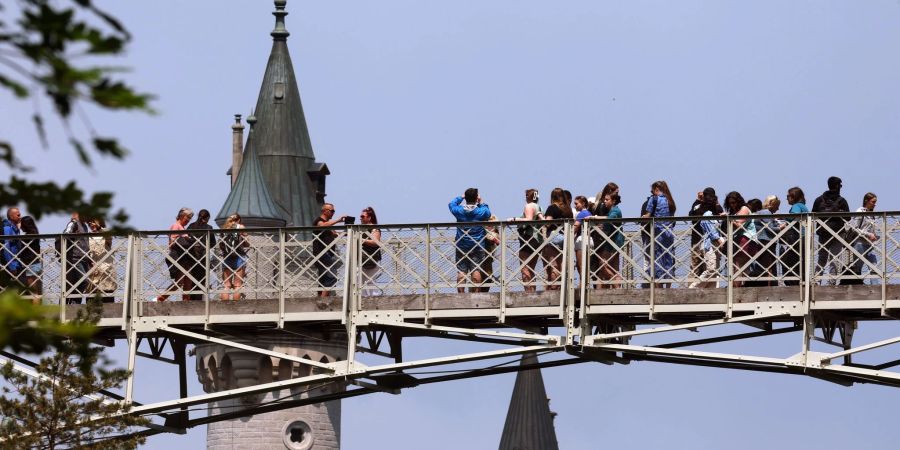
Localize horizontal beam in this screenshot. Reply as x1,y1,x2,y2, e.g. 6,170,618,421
594,343,790,367
584,312,790,344
365,320,561,344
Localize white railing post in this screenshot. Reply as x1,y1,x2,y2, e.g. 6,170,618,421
499,223,507,323
425,225,432,325
881,213,888,316
649,219,656,320
726,217,734,319
278,229,286,328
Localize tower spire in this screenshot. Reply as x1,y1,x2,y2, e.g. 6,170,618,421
271,0,290,41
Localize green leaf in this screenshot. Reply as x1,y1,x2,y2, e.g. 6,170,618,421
92,137,128,159
0,74,29,98
70,138,92,166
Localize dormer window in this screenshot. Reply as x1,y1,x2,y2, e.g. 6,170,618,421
274,82,285,103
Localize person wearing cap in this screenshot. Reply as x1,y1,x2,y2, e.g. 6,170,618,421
811,176,850,285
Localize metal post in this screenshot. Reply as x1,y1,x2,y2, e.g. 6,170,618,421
124,327,138,405
121,234,135,329
559,222,571,321
425,225,432,325
881,213,888,316
579,220,589,321
59,235,67,321
804,215,814,314
726,217,734,319
499,224,507,323
278,229,286,327
649,219,656,320
340,228,354,321
204,230,211,325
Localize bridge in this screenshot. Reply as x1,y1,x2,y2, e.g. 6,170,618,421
1,211,898,435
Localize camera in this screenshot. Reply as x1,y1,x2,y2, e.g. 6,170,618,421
344,216,356,225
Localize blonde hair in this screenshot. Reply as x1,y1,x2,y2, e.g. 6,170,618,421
763,195,781,210
223,213,241,229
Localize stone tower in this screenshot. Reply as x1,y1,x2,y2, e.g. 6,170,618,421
203,2,344,449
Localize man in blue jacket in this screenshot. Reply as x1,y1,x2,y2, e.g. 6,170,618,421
449,188,492,293
1,207,23,277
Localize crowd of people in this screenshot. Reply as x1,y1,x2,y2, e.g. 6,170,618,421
0,176,885,303
448,176,882,292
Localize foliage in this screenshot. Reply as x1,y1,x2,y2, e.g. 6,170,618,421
0,0,154,227
0,301,148,449
0,289,94,354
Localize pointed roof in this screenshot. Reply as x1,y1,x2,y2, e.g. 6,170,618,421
216,117,289,228
252,1,315,161
247,0,324,227
498,354,560,450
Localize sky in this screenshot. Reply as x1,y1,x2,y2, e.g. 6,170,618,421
3,0,900,448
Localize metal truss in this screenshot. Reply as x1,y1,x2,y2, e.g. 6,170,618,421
0,212,898,440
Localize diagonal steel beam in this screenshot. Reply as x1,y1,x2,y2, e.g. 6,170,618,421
819,335,900,363
157,326,334,371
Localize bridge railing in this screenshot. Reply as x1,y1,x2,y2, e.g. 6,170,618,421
0,212,898,322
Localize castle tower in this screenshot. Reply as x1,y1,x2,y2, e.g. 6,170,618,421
498,354,560,450
202,2,344,448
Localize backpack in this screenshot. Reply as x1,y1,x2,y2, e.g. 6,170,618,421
220,231,247,256
818,195,848,239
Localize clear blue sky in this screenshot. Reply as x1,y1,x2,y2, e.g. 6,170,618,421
3,1,900,448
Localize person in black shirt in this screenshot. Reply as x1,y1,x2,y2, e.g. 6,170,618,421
542,188,573,290
811,176,850,285
19,216,41,302
313,203,349,297
186,209,217,301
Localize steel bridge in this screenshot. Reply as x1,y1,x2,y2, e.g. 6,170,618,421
1,211,899,435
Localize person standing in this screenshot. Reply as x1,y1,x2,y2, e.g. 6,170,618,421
573,195,592,280
186,209,216,300
449,189,492,293
690,188,723,285
847,193,879,285
542,188,573,290
156,208,193,301
87,217,117,303
220,213,248,301
313,203,348,298
781,187,809,286
62,212,91,304
689,207,726,289
597,193,624,288
359,207,383,296
18,216,42,303
723,191,757,288
2,207,22,278
511,189,543,292
811,176,850,285
642,181,676,288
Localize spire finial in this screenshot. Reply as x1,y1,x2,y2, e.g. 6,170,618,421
271,0,290,41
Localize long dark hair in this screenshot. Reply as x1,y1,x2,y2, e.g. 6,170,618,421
724,191,746,214
362,206,378,225
20,216,38,234
549,188,573,218
593,182,619,215
652,180,676,214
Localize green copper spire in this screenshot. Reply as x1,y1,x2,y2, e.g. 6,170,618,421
271,0,290,41
216,116,289,228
